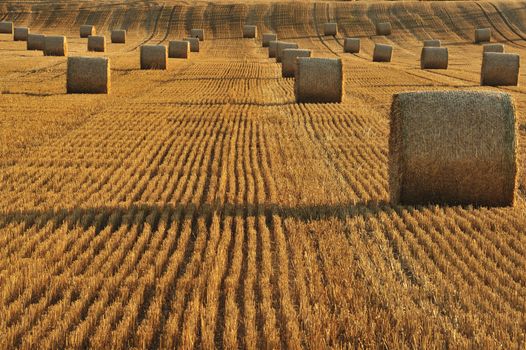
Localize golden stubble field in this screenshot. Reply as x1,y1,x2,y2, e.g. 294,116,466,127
1,0,526,348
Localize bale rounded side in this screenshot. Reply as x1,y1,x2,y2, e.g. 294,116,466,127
376,22,392,36
262,33,277,47
343,38,360,53
295,57,343,103
373,43,393,62
481,52,520,86
324,23,338,36
243,25,257,38
420,47,448,69
44,35,68,56
140,45,167,70
475,28,491,43
111,30,126,44
0,21,14,34
423,39,441,47
483,43,504,53
67,56,110,94
27,34,46,51
169,40,190,58
281,49,312,78
268,40,279,58
183,37,200,52
88,35,106,52
80,25,96,38
190,29,204,41
276,41,299,63
14,27,29,41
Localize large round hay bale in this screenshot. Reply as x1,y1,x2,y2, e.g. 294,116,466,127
282,48,312,78
44,35,67,56
14,27,29,41
475,28,491,43
343,38,360,53
88,35,106,52
183,37,200,52
481,52,520,86
324,23,338,36
423,39,441,47
67,56,110,94
243,25,257,38
111,30,126,44
295,57,343,103
268,40,279,58
373,43,393,62
276,41,298,63
420,47,448,69
376,22,392,36
168,40,190,58
27,33,45,51
190,29,204,41
80,25,96,38
262,33,277,47
483,43,504,53
0,21,13,34
389,90,517,206
140,45,167,70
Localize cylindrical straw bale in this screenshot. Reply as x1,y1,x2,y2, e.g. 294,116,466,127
183,37,200,52
243,25,257,38
27,34,45,51
376,22,392,36
343,38,360,53
282,49,312,78
111,30,126,44
0,21,13,34
268,40,278,58
44,35,67,56
324,23,338,36
483,43,504,53
169,40,190,58
262,33,277,47
67,56,110,94
295,57,343,103
190,29,204,41
423,39,441,47
80,25,96,38
88,35,106,52
373,43,393,62
276,41,298,63
14,27,29,41
481,52,520,86
420,47,448,69
475,28,491,43
140,45,167,69
389,90,517,206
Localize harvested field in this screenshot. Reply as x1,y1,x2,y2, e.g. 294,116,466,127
1,0,526,349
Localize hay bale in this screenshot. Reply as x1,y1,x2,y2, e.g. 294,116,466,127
276,41,298,63
376,22,392,36
423,39,441,47
0,21,13,34
111,29,126,44
44,35,67,56
183,37,199,52
420,47,448,69
88,35,106,52
373,43,392,62
80,25,96,38
140,45,167,69
268,40,279,58
324,23,338,36
243,25,257,38
282,48,312,78
475,28,491,43
27,34,45,51
168,40,189,58
14,27,29,41
481,52,520,86
389,90,517,206
483,43,504,53
343,38,360,53
295,57,343,103
67,56,110,94
190,29,204,41
262,33,277,47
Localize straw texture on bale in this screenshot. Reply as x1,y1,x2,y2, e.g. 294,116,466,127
343,38,360,53
168,40,190,58
88,35,106,52
475,28,491,43
140,45,167,70
281,49,312,78
0,21,13,34
190,29,204,41
27,34,45,51
183,37,199,52
483,43,504,53
44,35,68,56
373,43,393,62
423,40,441,47
295,57,343,103
389,90,517,206
14,27,29,41
268,40,278,58
276,41,299,63
481,53,520,86
324,23,338,36
111,30,126,44
67,56,110,94
376,22,392,36
80,25,95,38
243,25,257,38
420,47,448,69
262,33,277,47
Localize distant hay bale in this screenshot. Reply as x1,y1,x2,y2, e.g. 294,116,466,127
111,30,126,44
268,40,278,58
295,57,343,103
420,47,448,69
281,48,312,78
276,41,298,63
483,43,504,53
475,28,491,43
324,23,338,36
373,43,393,62
67,56,110,94
343,38,360,53
168,40,189,58
183,37,200,52
14,27,29,41
140,45,167,70
190,29,204,41
88,35,106,52
481,52,520,86
44,35,67,56
243,25,257,38
0,21,13,34
389,90,517,206
423,39,441,47
376,22,392,36
262,33,277,47
80,25,96,38
27,33,45,51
